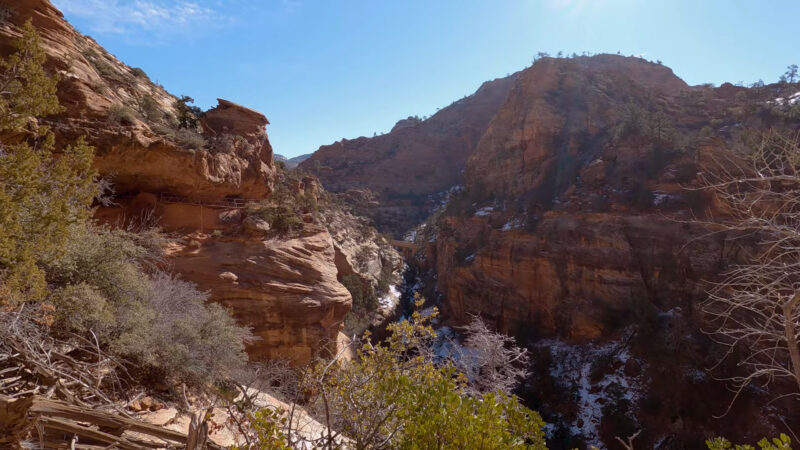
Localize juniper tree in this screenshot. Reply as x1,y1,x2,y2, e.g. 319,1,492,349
0,21,96,304
783,64,798,84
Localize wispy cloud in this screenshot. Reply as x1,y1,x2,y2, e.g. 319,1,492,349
52,0,232,43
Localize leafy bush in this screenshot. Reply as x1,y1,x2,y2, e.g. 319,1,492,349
118,272,251,383
1,23,250,388
82,48,124,83
296,193,318,215
247,205,303,234
0,22,96,304
108,103,137,125
175,95,202,129
89,79,107,94
247,303,547,449
376,261,395,295
173,128,207,149
45,224,251,384
340,273,378,314
137,94,161,122
151,123,207,149
707,434,792,450
129,66,147,78
613,103,678,147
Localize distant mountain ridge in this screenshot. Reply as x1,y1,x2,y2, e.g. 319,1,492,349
275,153,312,169
300,72,520,235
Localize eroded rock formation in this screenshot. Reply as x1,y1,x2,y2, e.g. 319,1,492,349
427,56,785,339
0,0,276,200
0,0,402,366
166,224,351,365
400,55,800,443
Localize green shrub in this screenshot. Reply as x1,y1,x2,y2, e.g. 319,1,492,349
707,434,792,450
0,22,96,304
249,304,547,449
108,103,137,125
151,123,207,149
89,79,107,94
137,94,161,122
1,23,249,387
174,128,206,149
83,49,124,82
45,225,251,384
296,193,318,215
117,272,251,383
175,95,202,129
248,205,303,234
376,261,395,295
129,66,147,78
341,273,378,313
51,282,115,336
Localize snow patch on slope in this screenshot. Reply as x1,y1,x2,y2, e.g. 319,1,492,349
540,333,644,449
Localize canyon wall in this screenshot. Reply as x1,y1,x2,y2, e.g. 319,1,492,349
432,56,798,341
416,56,800,444
0,0,401,366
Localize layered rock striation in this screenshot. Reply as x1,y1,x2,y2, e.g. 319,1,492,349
166,223,351,365
0,0,403,366
0,0,276,200
429,55,800,340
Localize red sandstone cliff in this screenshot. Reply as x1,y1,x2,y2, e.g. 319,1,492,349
0,0,275,200
0,0,401,366
431,55,794,338
417,56,800,443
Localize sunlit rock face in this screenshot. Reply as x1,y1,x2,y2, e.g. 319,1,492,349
166,224,352,366
0,1,276,200
0,0,403,366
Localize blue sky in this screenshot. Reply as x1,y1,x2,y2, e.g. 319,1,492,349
53,0,800,158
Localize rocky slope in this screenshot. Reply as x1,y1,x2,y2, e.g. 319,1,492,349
0,0,275,200
431,55,799,340
423,55,800,445
300,72,519,236
0,0,401,366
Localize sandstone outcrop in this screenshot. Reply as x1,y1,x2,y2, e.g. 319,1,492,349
465,55,687,198
434,212,731,340
0,0,276,200
0,0,404,366
166,225,351,365
411,56,800,443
